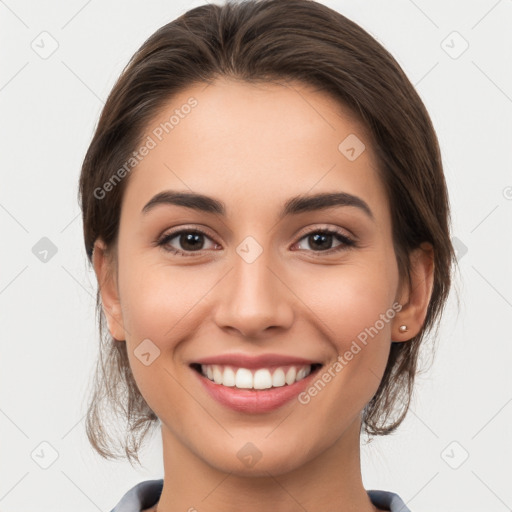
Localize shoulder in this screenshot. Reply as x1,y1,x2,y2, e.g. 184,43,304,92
109,480,411,512
367,489,412,512
109,479,164,512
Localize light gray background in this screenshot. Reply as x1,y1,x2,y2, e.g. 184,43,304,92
1,1,511,511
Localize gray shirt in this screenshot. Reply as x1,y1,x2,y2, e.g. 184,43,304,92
109,479,412,511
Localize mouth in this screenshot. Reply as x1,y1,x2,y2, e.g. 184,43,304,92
190,362,323,390
189,355,324,413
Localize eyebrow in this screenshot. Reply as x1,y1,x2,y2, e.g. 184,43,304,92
141,190,374,221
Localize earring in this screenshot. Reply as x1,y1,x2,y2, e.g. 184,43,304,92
399,325,408,333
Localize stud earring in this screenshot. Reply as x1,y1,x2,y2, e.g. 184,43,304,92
398,325,408,333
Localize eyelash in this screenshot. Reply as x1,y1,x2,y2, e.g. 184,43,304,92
155,226,357,257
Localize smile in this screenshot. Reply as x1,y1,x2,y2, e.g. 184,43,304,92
196,363,318,389
189,354,324,413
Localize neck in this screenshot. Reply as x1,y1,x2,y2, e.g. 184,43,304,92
153,417,381,512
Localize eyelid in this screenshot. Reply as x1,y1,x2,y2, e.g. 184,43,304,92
292,226,356,254
295,224,355,242
156,223,357,255
156,225,219,251
162,224,214,236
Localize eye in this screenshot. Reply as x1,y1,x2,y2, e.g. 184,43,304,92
156,228,219,256
155,226,356,257
294,228,356,254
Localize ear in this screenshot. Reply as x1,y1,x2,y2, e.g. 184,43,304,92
393,242,435,342
92,238,126,341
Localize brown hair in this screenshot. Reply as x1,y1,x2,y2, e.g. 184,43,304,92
79,0,456,466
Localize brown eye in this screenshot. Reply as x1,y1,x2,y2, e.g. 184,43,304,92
157,229,218,256
295,229,355,253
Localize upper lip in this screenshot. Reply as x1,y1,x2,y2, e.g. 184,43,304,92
192,353,322,369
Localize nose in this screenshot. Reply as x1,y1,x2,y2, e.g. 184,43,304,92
213,248,294,339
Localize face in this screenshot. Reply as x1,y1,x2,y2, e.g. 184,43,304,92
97,78,407,476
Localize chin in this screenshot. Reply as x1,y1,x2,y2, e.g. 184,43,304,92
197,437,316,478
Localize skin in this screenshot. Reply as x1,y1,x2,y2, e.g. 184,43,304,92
93,78,434,512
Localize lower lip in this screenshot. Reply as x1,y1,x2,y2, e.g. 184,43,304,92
193,367,320,413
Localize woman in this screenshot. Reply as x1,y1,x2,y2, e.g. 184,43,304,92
79,1,455,511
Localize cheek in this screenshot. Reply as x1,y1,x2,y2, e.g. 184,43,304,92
295,256,398,366
305,262,396,324
118,255,210,342
120,247,398,353
116,258,209,415
292,265,398,422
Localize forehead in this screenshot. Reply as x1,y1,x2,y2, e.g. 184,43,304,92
121,78,389,225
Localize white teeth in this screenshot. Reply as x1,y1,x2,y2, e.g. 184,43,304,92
285,367,296,385
253,369,273,390
272,368,286,387
213,366,223,384
223,366,236,387
199,364,314,389
235,368,253,389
